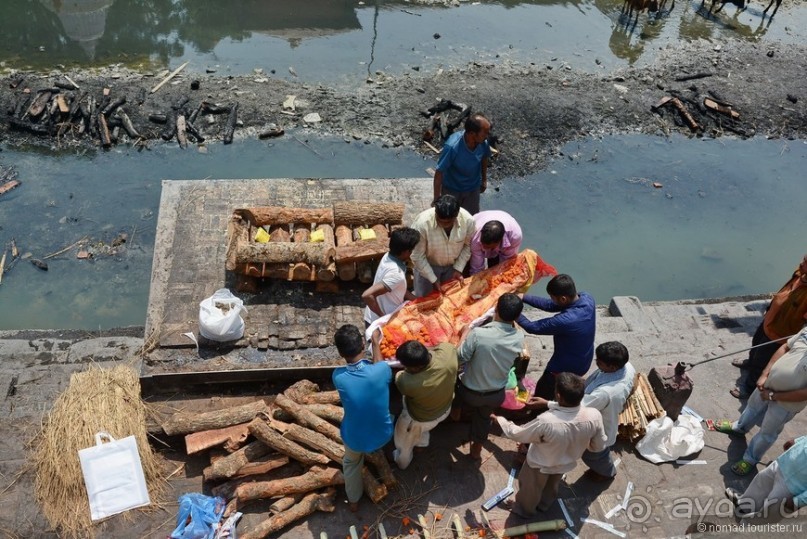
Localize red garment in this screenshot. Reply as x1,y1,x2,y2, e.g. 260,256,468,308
764,266,807,340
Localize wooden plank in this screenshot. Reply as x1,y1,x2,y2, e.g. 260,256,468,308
185,422,252,454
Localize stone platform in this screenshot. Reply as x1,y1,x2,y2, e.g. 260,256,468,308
142,178,432,386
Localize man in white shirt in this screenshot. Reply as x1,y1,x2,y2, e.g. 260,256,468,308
493,373,607,517
362,227,420,327
580,341,635,481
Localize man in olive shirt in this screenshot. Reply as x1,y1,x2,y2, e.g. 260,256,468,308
393,340,459,469
453,293,525,460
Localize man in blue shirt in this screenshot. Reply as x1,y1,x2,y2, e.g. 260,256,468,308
517,274,596,400
331,324,393,512
726,436,807,517
433,113,492,215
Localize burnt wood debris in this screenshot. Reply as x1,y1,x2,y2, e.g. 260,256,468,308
4,75,241,149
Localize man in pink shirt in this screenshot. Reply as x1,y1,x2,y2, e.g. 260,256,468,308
469,210,523,275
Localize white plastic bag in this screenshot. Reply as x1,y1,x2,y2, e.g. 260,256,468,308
78,432,150,521
635,414,704,464
198,288,247,342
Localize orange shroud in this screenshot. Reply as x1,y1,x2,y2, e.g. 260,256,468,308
378,249,556,358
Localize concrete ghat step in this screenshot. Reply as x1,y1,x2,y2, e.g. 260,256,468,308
609,296,659,333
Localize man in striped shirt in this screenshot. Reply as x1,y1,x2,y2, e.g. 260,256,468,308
410,194,476,297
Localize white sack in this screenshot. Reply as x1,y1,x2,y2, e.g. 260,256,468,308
635,414,704,464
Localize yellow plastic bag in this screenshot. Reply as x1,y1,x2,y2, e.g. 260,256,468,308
358,229,377,240
310,229,325,242
253,228,270,243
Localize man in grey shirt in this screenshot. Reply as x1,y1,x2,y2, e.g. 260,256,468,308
452,293,525,460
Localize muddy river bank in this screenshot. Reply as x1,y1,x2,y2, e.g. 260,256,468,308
2,38,805,180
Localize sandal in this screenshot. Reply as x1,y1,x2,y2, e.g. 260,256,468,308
731,460,754,476
731,357,750,369
729,387,749,399
714,420,742,435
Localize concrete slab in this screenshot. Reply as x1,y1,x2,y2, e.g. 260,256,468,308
144,178,433,381
4,294,807,537
609,296,659,333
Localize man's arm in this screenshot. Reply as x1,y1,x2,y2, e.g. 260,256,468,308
581,388,610,412
769,387,807,403
522,294,560,312
589,421,608,453
480,157,488,193
493,415,541,443
452,216,475,273
433,169,444,202
457,329,477,363
410,229,438,285
516,309,575,336
757,342,790,391
469,240,485,275
361,282,390,318
370,329,384,363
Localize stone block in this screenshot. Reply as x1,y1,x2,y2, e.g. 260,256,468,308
609,296,659,333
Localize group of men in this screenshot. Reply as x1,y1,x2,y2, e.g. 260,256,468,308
331,113,638,515
717,254,807,516
334,113,807,519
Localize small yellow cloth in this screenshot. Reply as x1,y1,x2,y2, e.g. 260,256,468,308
358,229,377,241
310,229,325,242
254,228,270,243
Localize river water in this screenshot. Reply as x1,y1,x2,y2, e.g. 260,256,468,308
1,1,806,330
1,134,805,330
3,1,807,84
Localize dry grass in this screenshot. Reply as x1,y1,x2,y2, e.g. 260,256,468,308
32,364,166,539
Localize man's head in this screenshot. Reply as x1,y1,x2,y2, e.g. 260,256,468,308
465,113,491,146
434,195,460,229
480,220,505,250
396,340,430,372
334,324,364,361
389,227,421,261
555,372,586,407
595,341,629,372
546,274,577,305
496,293,523,323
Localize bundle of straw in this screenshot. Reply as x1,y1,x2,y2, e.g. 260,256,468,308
32,365,166,538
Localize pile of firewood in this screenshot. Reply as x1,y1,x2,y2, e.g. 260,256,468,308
617,373,666,443
160,380,396,539
6,75,240,149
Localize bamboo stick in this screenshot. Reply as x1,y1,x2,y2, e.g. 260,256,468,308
0,250,6,285
151,61,189,94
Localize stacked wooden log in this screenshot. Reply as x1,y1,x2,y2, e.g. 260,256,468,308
617,372,666,443
160,380,396,539
226,202,405,284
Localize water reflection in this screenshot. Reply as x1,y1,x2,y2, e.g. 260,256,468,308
1,0,805,78
40,0,116,59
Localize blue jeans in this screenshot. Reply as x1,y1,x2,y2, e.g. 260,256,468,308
582,446,616,477
733,389,797,465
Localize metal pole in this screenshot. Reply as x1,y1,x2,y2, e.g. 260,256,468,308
686,333,795,370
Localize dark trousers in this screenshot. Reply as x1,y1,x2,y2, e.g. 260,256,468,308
533,371,556,400
744,323,780,393
455,383,505,443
